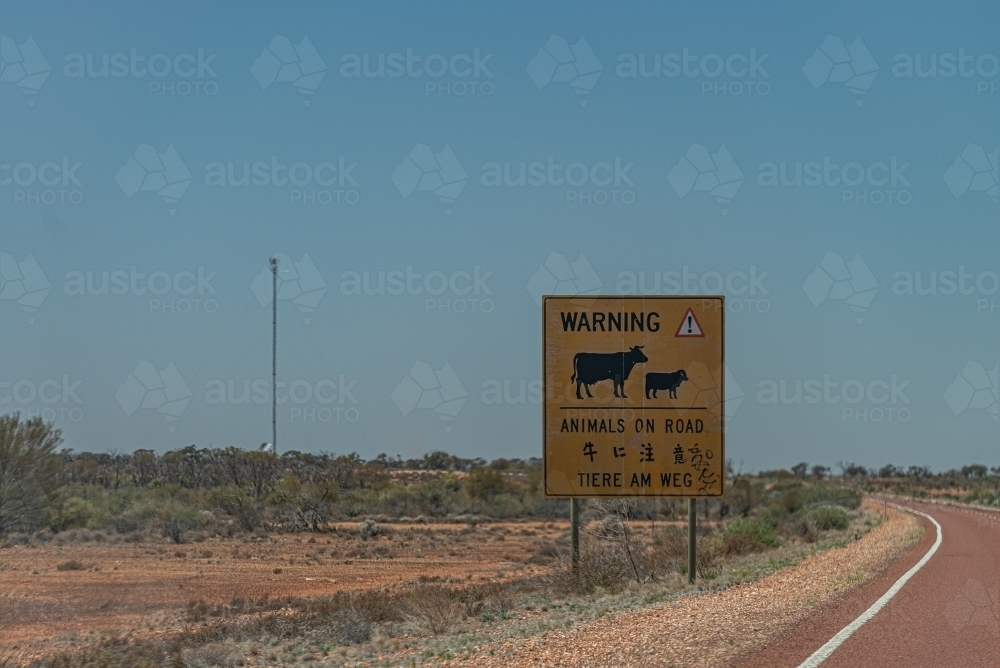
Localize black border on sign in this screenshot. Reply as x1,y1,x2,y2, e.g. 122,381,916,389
542,295,725,499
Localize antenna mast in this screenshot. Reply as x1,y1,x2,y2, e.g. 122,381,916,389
270,255,278,455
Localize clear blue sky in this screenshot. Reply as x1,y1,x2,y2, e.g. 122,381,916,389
3,0,999,471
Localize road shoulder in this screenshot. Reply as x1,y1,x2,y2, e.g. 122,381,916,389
443,501,923,668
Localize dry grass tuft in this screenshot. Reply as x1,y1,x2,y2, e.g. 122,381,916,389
55,559,86,571
404,584,465,634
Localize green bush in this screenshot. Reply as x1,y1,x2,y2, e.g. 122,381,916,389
960,488,999,505
809,506,850,531
770,479,803,493
412,478,459,516
779,489,803,513
213,485,262,532
48,494,93,532
470,493,526,519
0,415,61,533
717,518,781,556
377,485,417,517
112,514,142,534
158,504,204,543
757,505,789,529
800,484,861,510
464,467,507,501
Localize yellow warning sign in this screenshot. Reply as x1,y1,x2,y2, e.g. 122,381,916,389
543,296,725,498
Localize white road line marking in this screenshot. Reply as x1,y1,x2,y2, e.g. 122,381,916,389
796,503,943,668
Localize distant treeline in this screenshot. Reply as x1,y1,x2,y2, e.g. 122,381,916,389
786,461,1000,480
55,446,539,492
0,415,558,537
3,413,997,541
54,450,999,493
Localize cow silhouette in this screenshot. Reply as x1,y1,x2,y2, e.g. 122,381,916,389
645,370,688,399
571,346,648,399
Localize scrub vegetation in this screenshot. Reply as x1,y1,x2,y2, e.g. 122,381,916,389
0,415,919,666
815,460,1000,507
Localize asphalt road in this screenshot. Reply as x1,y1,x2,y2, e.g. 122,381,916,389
741,500,1000,668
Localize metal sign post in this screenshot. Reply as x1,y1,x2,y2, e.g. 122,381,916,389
570,497,580,574
688,498,697,583
542,296,725,582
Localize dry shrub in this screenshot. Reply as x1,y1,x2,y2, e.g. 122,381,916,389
112,515,141,534
695,537,720,577
651,525,688,571
560,542,633,593
42,592,376,666
181,641,239,668
372,544,394,558
459,583,514,618
39,639,160,668
585,501,656,587
781,516,818,543
555,502,659,593
56,559,86,571
486,587,515,617
359,518,388,539
352,588,405,623
403,584,464,634
650,527,719,578
528,541,561,564
322,614,372,645
41,582,502,664
186,599,212,622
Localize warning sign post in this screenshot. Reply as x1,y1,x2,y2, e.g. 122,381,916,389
543,296,725,498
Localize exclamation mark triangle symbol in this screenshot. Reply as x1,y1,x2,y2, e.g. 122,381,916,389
675,308,704,337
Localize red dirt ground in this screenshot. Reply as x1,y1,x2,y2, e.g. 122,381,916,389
0,521,564,649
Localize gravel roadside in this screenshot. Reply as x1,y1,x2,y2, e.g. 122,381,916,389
441,502,922,668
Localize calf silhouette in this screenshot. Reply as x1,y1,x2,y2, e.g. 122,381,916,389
645,370,689,399
571,346,648,399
